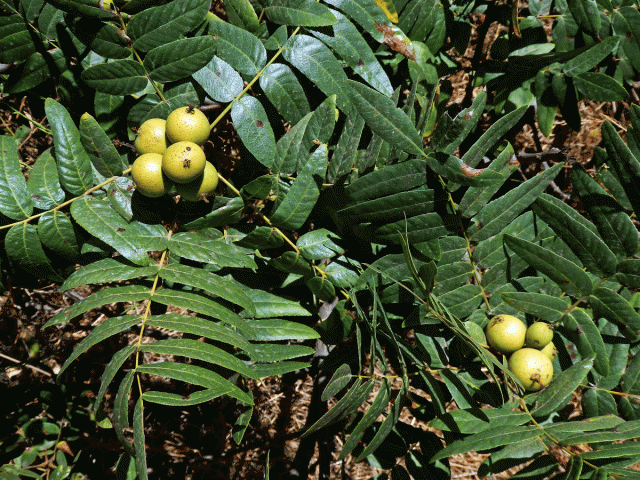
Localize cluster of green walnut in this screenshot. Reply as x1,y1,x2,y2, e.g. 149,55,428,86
483,315,556,392
131,106,218,202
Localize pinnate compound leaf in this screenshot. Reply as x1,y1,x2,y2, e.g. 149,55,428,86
44,286,150,328
573,72,629,102
346,80,423,155
81,60,149,96
563,310,608,376
79,113,124,177
133,398,148,480
128,0,211,52
243,319,320,341
322,364,352,401
302,379,374,438
531,193,617,277
470,162,564,242
192,56,243,103
152,290,252,334
531,358,593,417
259,63,311,126
137,362,253,404
207,19,267,75
158,263,255,315
45,98,95,195
283,35,353,114
503,235,593,297
0,135,33,220
71,197,152,266
265,0,337,26
430,425,541,462
168,231,256,268
59,315,142,376
5,223,62,281
270,144,328,230
26,148,65,210
145,313,252,352
601,121,640,217
139,338,259,380
37,211,80,260
338,378,392,459
231,96,276,169
145,36,216,83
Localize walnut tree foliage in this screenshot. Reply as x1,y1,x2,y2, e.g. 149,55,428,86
1,0,640,478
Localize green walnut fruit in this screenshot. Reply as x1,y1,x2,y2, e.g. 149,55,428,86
540,342,558,361
165,106,210,146
525,322,554,349
485,315,526,354
134,118,167,155
508,347,554,391
175,161,219,201
131,153,172,198
162,141,206,183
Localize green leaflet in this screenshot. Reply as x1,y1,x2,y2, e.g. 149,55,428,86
264,0,337,26
231,95,276,169
45,98,96,195
0,135,34,220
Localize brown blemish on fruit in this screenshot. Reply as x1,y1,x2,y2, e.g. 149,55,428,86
183,159,191,168
186,104,195,114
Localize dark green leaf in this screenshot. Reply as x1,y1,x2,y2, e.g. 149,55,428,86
128,0,210,52
239,286,311,318
45,98,95,195
338,378,392,459
298,228,344,261
306,276,336,301
601,121,640,217
265,0,337,26
563,35,621,75
37,211,80,260
246,344,314,362
563,309,608,376
152,289,253,334
231,95,276,169
582,389,618,417
79,113,124,177
139,338,258,379
242,319,320,341
145,36,216,83
0,14,46,63
531,358,593,417
71,197,152,266
44,0,116,20
94,344,136,413
426,152,504,187
259,63,310,125
573,72,629,102
346,79,422,155
137,361,253,404
59,315,142,376
503,234,593,297
224,0,259,32
81,60,149,96
322,364,352,401
5,223,62,281
283,35,352,114
428,408,530,434
531,193,617,277
26,148,65,211
5,49,68,94
590,287,640,340
192,56,243,103
113,371,135,456
270,144,327,230
168,231,256,268
0,135,33,220
207,19,266,75
158,263,255,315
327,110,365,183
44,286,149,328
145,313,252,352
